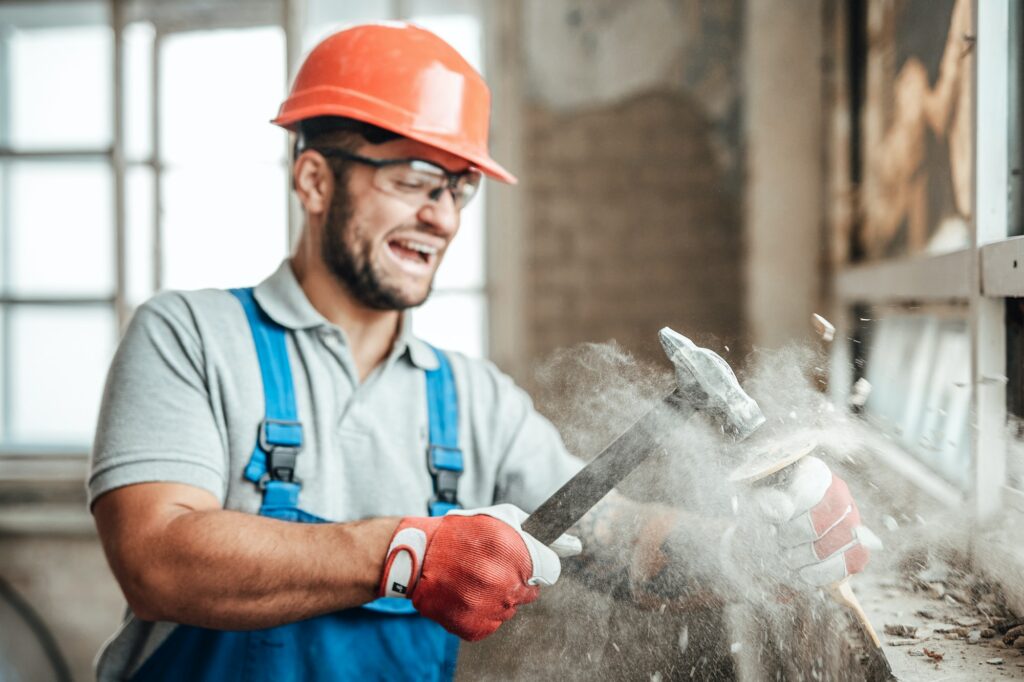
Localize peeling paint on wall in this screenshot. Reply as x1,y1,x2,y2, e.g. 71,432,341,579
523,0,743,186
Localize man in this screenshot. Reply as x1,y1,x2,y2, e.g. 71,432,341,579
90,23,870,681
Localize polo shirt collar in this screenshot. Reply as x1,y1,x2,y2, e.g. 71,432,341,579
397,319,441,371
253,259,440,371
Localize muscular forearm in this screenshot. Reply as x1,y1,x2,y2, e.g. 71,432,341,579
95,484,398,629
143,510,396,628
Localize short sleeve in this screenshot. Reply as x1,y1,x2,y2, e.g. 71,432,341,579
88,293,228,507
467,361,583,512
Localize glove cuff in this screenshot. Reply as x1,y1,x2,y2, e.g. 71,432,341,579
378,516,442,599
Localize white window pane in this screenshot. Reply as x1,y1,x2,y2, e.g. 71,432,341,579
7,162,114,296
160,27,286,165
863,315,971,487
0,163,6,290
4,4,112,150
124,22,155,162
8,305,116,447
126,165,155,308
161,165,288,290
411,292,486,358
303,0,393,51
434,190,484,289
0,310,5,441
409,12,482,73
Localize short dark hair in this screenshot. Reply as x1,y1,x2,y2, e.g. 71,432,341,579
294,116,402,159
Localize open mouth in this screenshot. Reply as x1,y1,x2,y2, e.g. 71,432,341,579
386,237,439,270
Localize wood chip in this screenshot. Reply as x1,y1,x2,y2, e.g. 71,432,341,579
1002,625,1024,645
884,624,918,637
887,638,922,647
996,618,1024,634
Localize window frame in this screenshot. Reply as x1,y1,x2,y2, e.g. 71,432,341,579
0,0,290,478
831,0,1016,529
0,2,122,465
0,0,513,481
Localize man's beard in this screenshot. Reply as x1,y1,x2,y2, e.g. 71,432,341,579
321,183,433,311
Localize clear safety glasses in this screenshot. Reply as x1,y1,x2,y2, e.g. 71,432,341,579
313,147,482,210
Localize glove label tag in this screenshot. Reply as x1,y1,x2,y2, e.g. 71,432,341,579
381,527,429,599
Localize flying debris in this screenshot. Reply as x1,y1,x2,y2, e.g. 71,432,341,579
812,314,836,342
849,378,872,408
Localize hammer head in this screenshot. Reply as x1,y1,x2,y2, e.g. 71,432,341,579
659,327,765,441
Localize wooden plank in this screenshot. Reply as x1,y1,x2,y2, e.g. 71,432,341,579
981,236,1024,297
835,249,971,303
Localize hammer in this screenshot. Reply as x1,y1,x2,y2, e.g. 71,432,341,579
522,327,764,545
522,327,897,681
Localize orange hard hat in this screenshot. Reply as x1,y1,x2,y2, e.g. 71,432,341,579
273,21,516,184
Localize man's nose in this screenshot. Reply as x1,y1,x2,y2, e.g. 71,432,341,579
416,190,460,237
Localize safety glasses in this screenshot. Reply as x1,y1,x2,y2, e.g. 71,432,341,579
313,147,482,209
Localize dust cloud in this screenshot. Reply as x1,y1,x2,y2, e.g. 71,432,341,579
459,336,1017,681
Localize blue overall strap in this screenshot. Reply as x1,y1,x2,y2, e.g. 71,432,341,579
229,288,304,489
363,345,463,616
425,346,462,517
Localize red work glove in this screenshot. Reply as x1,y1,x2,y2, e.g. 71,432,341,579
379,504,581,641
751,456,880,586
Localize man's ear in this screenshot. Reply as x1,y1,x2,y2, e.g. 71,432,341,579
293,150,333,215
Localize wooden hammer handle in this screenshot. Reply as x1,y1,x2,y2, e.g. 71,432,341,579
828,578,881,648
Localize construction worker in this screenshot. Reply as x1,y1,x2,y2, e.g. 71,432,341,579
89,23,870,681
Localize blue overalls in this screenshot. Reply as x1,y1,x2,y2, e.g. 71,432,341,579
132,288,463,681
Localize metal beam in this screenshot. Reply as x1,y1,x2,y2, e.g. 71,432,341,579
0,25,10,445
152,27,163,293
970,0,1010,523
0,148,112,159
834,249,971,303
0,297,115,306
113,0,128,332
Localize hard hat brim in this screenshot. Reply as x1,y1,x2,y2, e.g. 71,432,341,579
273,102,517,185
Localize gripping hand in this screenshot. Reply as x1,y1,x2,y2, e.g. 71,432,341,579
379,504,580,641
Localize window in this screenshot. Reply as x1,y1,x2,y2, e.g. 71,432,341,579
831,0,1017,525
1,0,499,456
0,0,288,454
0,2,117,451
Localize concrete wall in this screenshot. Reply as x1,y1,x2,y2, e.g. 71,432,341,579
515,0,747,373
0,470,125,682
0,532,124,681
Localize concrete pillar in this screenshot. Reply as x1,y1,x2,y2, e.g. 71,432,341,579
743,0,825,349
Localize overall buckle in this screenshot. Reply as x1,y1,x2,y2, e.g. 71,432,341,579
427,444,463,513
258,419,303,488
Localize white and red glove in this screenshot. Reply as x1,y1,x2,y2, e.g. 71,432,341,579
379,504,581,641
751,456,879,586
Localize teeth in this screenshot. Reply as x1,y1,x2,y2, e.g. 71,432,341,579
395,239,438,256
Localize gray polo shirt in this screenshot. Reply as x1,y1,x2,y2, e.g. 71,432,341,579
88,259,582,680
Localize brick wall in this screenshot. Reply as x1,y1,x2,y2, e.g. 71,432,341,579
521,89,746,371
